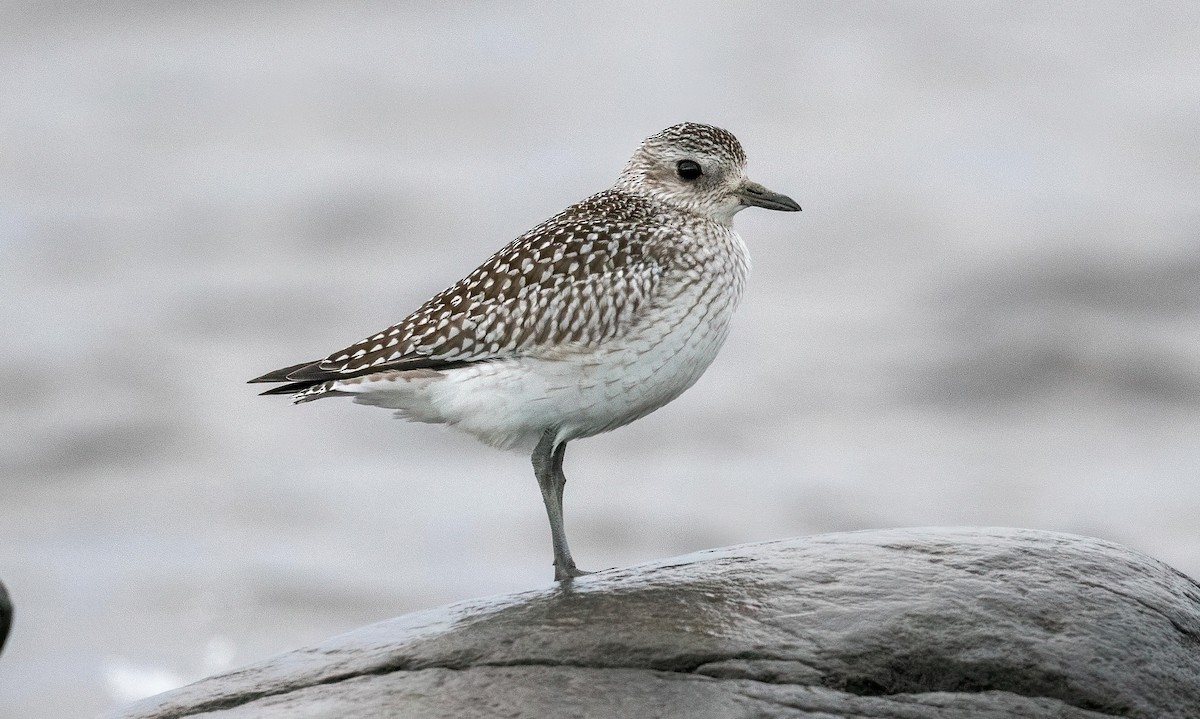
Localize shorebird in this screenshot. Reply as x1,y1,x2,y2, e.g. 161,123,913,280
250,123,800,580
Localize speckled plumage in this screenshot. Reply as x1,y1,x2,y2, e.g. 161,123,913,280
251,122,800,579
281,190,678,389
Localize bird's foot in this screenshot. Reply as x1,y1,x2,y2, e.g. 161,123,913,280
553,563,593,582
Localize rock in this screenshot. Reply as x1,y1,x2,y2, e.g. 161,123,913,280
0,580,10,657
106,528,1200,718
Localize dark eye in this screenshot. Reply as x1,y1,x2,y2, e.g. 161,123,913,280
675,159,703,181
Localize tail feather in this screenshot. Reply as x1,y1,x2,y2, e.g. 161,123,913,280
248,361,322,384
250,360,342,402
257,380,323,396
250,356,472,402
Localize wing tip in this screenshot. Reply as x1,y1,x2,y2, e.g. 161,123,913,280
257,382,312,396
247,360,322,385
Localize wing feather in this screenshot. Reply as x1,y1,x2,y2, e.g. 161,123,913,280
250,190,677,388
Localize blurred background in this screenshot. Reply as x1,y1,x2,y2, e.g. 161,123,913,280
2,2,1199,715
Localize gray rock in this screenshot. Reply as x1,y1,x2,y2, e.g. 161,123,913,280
106,528,1200,718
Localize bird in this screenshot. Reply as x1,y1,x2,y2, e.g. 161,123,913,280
250,122,800,581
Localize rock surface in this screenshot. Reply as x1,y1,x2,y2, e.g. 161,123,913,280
106,528,1200,718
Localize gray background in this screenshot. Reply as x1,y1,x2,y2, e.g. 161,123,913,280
2,2,1198,716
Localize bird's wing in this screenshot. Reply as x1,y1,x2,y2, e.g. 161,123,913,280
250,192,675,386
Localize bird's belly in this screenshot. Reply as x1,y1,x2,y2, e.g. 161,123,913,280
348,286,740,452
540,304,737,444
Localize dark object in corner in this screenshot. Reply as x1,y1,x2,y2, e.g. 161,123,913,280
0,579,11,657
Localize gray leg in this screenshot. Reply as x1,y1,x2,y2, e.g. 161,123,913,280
532,430,590,581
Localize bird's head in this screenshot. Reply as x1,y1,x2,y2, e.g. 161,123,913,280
615,122,800,225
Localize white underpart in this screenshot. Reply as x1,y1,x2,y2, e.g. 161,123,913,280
339,231,750,452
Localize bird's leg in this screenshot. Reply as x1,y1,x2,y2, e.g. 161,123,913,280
532,430,590,581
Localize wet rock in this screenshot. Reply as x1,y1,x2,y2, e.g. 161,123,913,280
106,528,1200,718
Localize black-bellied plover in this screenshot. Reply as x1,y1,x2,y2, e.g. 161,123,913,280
251,123,800,580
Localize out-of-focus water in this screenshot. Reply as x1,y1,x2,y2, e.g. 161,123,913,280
2,3,1198,716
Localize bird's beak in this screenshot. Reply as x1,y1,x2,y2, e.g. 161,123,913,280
735,180,801,212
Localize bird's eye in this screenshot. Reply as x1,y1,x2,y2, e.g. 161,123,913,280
675,159,703,181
